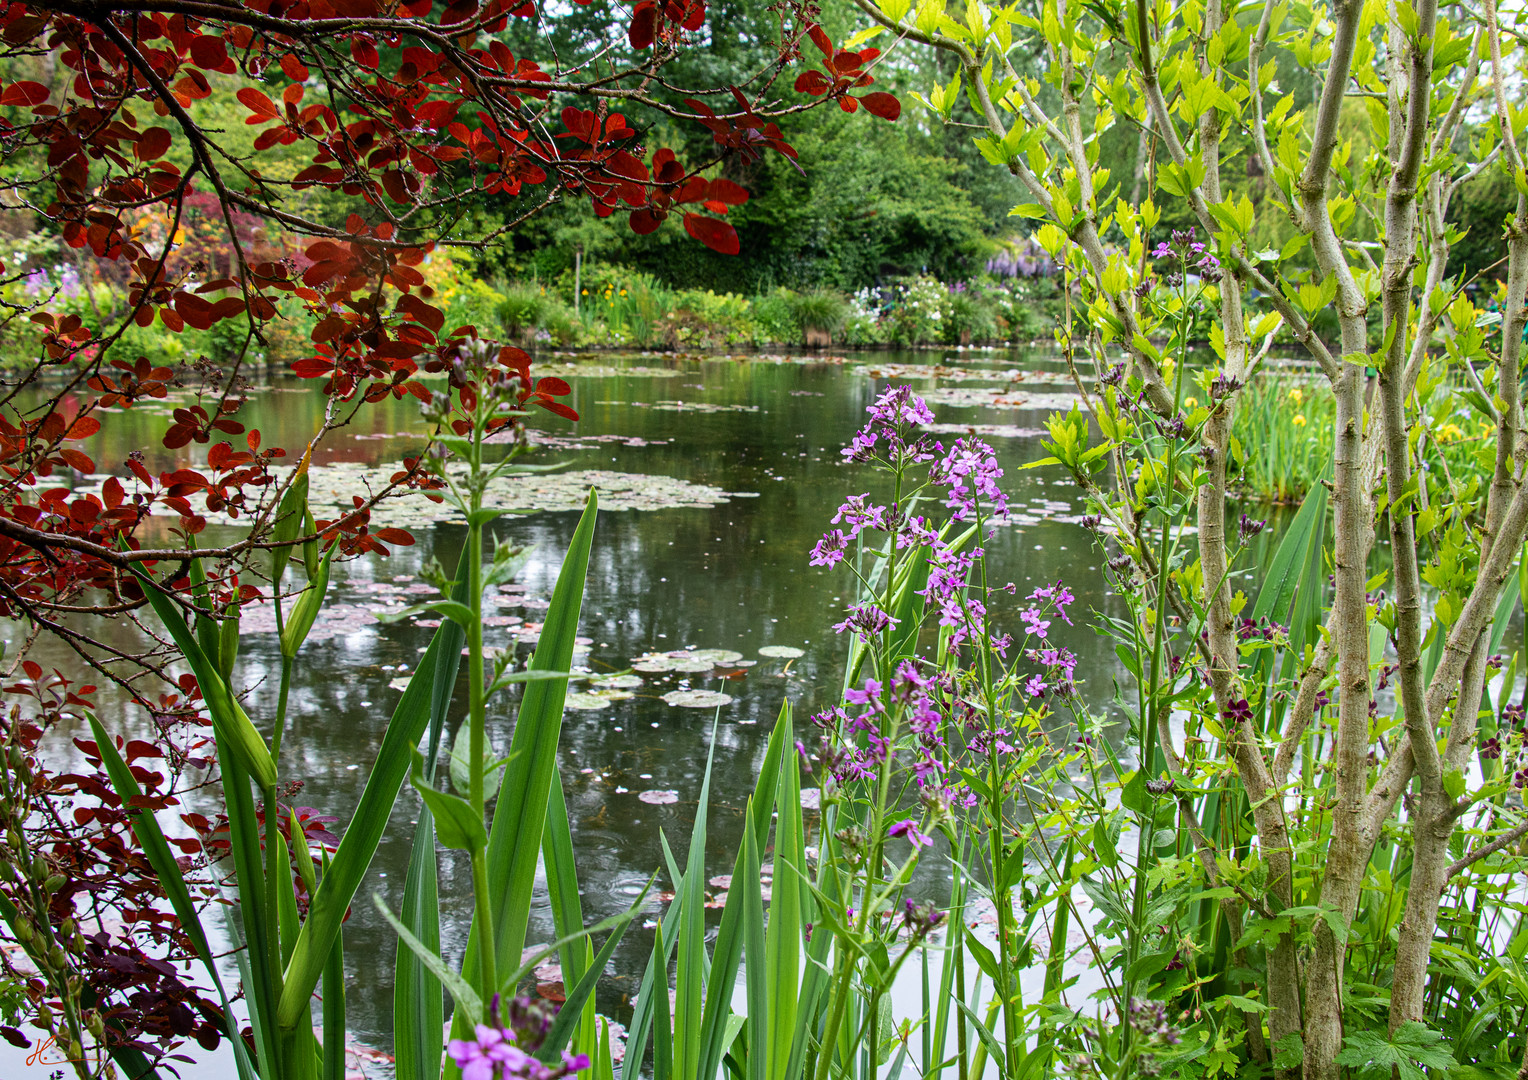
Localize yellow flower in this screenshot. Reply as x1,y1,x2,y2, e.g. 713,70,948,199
1292,414,1307,427
1288,387,1304,405
582,289,588,295
1437,423,1464,443
620,289,627,296
1183,396,1197,409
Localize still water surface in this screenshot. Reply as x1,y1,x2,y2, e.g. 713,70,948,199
9,347,1180,1074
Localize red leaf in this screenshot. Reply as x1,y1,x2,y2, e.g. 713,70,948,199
0,81,48,107
629,3,659,48
236,87,279,120
66,416,101,439
102,476,124,510
189,36,230,71
535,376,572,395
374,527,415,546
706,178,749,205
351,37,380,70
629,207,665,235
807,24,833,56
280,54,311,81
859,91,902,121
793,71,830,96
683,213,739,255
136,127,173,161
58,448,95,473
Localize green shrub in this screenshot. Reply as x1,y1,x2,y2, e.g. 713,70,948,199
940,288,998,345
495,281,578,346
662,289,756,349
885,276,945,345
750,288,797,344
787,288,848,345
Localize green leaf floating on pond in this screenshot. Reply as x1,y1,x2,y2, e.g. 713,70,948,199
758,646,804,659
661,689,734,708
304,466,748,530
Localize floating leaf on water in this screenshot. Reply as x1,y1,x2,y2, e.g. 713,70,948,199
585,673,643,689
637,789,680,805
388,677,412,692
758,646,804,659
632,652,714,673
660,689,734,709
925,423,1045,439
920,387,1081,411
564,692,615,711
687,648,743,664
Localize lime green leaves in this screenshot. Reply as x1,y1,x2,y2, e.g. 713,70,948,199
130,564,278,791
410,749,487,854
281,541,336,659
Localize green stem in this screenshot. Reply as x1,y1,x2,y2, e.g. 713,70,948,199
271,655,293,762
465,393,498,1005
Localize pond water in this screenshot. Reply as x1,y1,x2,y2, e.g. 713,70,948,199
6,346,1270,1075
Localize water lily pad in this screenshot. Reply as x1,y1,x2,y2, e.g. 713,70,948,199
660,689,734,709
921,387,1081,411
686,648,743,664
585,673,643,689
758,646,804,659
632,652,715,673
565,692,616,710
638,789,680,805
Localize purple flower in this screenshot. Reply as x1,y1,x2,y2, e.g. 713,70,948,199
833,604,899,639
889,818,932,849
832,494,888,538
1152,242,1171,259
1020,606,1050,640
1221,698,1253,725
1025,674,1047,698
448,1025,531,1080
810,529,850,568
845,678,884,707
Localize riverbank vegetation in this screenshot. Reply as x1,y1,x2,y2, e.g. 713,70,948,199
2,0,1528,1077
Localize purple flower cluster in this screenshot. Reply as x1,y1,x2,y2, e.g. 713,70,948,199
23,263,82,298
840,385,940,466
986,237,1056,280
1151,227,1222,285
447,996,591,1080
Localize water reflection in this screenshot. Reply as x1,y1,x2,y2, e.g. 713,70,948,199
11,348,1141,1066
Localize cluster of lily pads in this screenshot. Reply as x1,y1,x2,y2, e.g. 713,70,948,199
563,644,804,711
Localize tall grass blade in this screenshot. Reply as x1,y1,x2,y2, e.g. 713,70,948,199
697,794,760,1080
281,552,472,1028
453,491,598,1049
129,565,276,789
321,861,346,1080
85,715,258,1080
653,922,674,1080
740,802,768,1080
674,719,718,1080
539,909,639,1060
221,750,281,1070
765,704,801,1080
543,771,594,1055
392,575,466,1080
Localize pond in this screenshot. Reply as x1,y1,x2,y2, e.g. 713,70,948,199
6,346,1246,1076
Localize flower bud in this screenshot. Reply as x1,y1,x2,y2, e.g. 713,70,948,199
44,874,65,895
